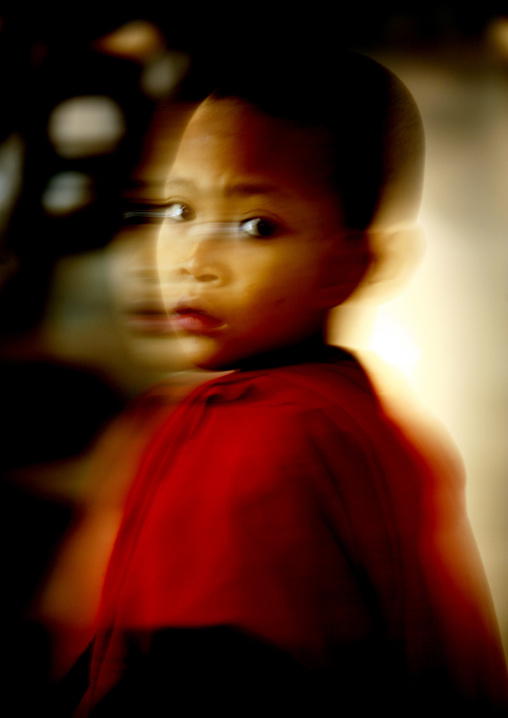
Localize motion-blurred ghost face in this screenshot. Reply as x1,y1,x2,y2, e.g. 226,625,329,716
157,98,360,370
108,221,183,370
106,103,195,373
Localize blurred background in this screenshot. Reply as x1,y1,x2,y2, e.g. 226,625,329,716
0,4,506,708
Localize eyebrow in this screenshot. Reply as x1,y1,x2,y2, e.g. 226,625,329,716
166,177,286,198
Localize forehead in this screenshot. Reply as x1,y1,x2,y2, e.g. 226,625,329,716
168,98,335,199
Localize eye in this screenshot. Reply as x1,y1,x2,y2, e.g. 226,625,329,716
240,217,278,238
123,207,168,226
165,201,194,222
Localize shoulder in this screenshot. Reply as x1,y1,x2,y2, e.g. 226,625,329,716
191,356,465,509
196,356,389,454
202,353,380,421
184,357,393,493
162,353,463,499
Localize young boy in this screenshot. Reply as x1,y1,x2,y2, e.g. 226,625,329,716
74,51,508,716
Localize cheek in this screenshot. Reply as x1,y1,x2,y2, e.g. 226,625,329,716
237,260,322,329
270,254,324,302
236,266,293,318
156,226,178,277
241,244,319,293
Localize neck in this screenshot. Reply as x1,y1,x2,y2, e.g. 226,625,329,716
235,333,344,372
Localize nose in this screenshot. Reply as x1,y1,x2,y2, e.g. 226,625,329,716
183,239,221,282
158,224,226,285
131,232,160,282
112,227,160,284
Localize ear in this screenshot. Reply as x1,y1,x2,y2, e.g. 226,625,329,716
314,232,371,310
357,225,425,303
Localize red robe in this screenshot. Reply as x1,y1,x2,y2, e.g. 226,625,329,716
78,349,508,715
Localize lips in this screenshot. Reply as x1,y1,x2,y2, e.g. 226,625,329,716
171,301,225,334
122,306,174,334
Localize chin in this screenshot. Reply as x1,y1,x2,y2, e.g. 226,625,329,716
176,333,231,371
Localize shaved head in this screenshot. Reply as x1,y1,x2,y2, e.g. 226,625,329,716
207,50,424,230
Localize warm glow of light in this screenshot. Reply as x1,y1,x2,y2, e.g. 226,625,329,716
368,311,421,380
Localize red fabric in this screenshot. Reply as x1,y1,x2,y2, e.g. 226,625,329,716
81,352,508,712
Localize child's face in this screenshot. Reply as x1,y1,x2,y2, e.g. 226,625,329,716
157,98,354,370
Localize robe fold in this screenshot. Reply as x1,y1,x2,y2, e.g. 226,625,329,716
76,350,508,715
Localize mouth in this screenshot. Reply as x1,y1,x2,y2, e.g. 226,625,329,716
171,302,226,334
122,305,174,335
